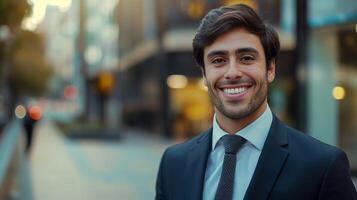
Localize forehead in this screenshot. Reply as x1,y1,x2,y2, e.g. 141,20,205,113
204,28,264,57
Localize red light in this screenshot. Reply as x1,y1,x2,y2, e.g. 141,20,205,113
64,85,77,99
29,105,42,120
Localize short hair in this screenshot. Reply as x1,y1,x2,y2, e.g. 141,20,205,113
192,4,280,70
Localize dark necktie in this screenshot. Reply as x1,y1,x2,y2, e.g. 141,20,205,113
215,135,246,200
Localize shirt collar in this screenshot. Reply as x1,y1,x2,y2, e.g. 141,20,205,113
212,104,273,151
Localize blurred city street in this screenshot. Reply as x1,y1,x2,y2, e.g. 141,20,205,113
29,120,172,200
0,0,356,199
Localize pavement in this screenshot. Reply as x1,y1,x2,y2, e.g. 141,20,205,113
29,120,172,200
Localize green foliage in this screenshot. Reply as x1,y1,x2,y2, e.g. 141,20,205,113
8,30,53,96
0,0,52,97
0,0,32,28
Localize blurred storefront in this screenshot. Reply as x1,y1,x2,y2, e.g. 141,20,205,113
338,28,357,173
305,0,357,172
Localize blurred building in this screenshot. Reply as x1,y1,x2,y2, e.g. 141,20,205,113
115,0,296,140
36,2,81,121
114,0,357,173
305,0,357,172
36,0,120,123
31,0,357,174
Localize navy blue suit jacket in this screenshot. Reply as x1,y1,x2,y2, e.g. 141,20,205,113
156,116,357,200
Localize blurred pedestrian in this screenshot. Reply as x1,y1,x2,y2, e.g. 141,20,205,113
23,105,41,155
155,4,357,200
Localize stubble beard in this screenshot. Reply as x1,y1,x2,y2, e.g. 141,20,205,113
207,77,268,120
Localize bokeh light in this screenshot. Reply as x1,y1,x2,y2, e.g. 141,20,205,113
29,105,42,120
167,75,188,89
14,105,27,119
332,86,346,100
63,85,77,99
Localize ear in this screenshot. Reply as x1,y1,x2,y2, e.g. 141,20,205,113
267,59,276,83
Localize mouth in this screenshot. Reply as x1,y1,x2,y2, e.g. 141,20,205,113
223,87,248,94
218,84,253,101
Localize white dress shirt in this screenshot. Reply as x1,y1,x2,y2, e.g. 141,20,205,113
202,105,273,200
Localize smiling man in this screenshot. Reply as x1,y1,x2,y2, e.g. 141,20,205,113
155,4,357,200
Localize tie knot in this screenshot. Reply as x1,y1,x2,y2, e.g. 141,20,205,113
220,135,246,154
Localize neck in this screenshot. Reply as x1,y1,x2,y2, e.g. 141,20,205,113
216,101,268,134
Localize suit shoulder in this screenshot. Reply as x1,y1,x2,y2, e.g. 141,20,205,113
284,125,343,158
165,131,210,156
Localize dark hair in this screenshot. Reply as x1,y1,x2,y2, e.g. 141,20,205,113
192,4,280,70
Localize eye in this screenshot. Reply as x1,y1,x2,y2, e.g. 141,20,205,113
211,57,226,65
240,55,255,64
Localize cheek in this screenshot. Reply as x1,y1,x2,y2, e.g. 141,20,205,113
240,67,266,80
205,68,221,84
205,76,216,87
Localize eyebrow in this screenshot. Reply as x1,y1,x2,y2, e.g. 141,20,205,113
206,50,228,59
206,47,259,59
235,47,259,55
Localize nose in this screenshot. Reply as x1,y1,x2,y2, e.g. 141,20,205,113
224,60,242,80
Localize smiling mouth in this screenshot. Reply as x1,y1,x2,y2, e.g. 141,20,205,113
223,87,248,94
220,84,253,95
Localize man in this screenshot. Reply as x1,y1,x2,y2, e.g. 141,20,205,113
155,4,357,200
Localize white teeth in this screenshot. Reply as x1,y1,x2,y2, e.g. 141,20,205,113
223,87,247,94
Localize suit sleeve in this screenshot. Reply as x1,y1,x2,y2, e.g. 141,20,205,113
156,149,168,200
318,150,357,200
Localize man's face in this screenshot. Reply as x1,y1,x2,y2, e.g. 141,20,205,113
203,28,275,122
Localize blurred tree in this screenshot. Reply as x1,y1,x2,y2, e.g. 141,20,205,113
0,0,32,65
0,0,52,120
8,30,53,97
0,0,32,29
0,0,32,121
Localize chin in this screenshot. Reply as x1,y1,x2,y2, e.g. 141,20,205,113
219,106,252,120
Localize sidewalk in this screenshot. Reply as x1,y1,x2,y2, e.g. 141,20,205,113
29,120,172,200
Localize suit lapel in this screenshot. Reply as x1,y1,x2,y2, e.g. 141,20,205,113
244,116,289,200
185,129,212,200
